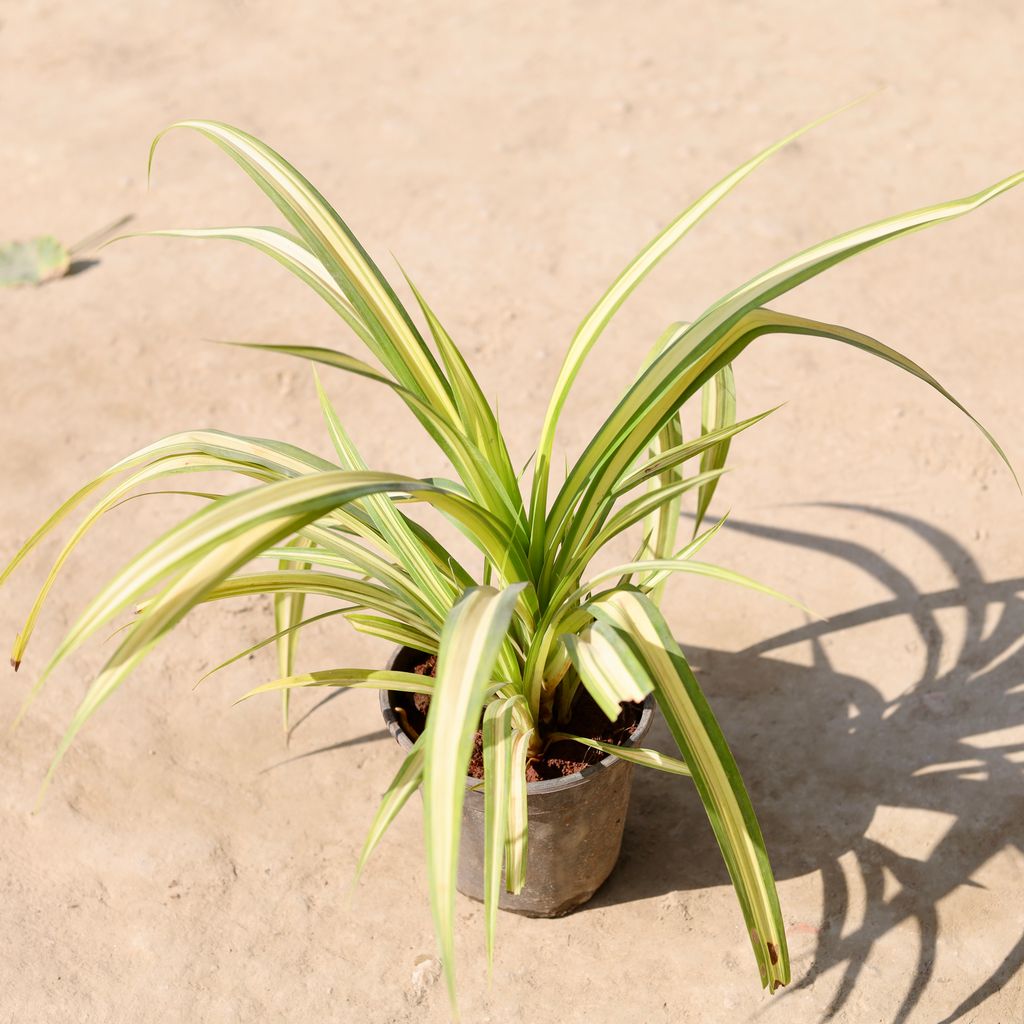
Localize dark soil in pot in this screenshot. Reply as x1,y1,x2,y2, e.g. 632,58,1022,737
389,651,643,780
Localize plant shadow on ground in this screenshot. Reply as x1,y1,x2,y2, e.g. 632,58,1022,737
588,504,1024,1024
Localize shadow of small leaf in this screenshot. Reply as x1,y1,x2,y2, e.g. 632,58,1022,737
67,259,100,278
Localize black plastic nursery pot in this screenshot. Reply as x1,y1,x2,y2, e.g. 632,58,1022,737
379,645,656,917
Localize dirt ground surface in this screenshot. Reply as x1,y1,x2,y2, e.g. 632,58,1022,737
2,2,1023,1022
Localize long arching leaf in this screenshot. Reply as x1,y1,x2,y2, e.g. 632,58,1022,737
150,121,457,421
422,584,525,1009
528,99,866,571
574,590,790,993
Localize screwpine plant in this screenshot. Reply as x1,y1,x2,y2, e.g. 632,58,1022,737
5,112,1020,1008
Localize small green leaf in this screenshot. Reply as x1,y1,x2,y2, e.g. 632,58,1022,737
0,236,70,287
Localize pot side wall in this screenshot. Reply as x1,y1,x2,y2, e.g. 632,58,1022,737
380,646,656,917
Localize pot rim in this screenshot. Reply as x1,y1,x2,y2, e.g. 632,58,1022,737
379,644,657,795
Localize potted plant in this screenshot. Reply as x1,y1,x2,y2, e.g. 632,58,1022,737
4,111,1020,1012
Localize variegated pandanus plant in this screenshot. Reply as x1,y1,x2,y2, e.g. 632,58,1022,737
4,106,1020,1012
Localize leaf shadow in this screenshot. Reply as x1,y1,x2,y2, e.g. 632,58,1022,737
285,686,351,743
259,729,389,774
587,504,1024,1024
66,258,101,278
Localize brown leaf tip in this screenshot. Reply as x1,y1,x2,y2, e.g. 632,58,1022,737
11,658,20,672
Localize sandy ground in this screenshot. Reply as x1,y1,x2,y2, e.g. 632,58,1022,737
2,2,1024,1021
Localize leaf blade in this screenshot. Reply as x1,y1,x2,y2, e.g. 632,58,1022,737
421,584,525,1008
529,99,867,570
545,733,690,776
237,668,435,702
579,591,789,992
694,363,736,535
